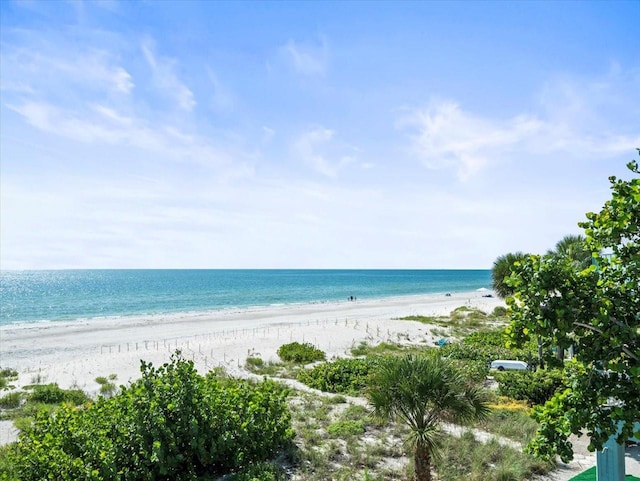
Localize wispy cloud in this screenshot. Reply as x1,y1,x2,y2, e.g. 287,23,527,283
281,37,328,76
398,100,542,180
141,38,196,111
292,127,357,177
399,69,640,181
7,100,249,176
0,33,134,96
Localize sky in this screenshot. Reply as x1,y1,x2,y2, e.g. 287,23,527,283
1,0,639,270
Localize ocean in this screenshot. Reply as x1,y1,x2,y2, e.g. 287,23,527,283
0,269,491,325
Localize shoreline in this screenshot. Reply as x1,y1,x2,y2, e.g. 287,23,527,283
1,291,501,391
0,288,488,328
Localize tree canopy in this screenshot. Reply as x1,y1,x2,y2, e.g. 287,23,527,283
505,151,640,462
546,234,591,271
491,251,528,299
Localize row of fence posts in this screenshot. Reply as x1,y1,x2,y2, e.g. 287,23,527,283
98,317,393,358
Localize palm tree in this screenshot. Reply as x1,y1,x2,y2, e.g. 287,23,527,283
547,234,591,270
367,354,490,481
491,251,527,299
546,234,591,362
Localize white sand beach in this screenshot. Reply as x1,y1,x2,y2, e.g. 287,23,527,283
2,291,638,480
1,291,501,394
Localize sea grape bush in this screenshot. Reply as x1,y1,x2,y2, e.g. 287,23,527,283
277,342,326,363
29,382,89,405
494,369,565,406
296,357,379,394
12,353,293,481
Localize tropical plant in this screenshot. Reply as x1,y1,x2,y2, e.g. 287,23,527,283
494,369,565,406
506,152,640,461
367,354,490,481
277,342,326,363
547,234,591,270
491,252,527,298
12,353,294,480
297,357,378,395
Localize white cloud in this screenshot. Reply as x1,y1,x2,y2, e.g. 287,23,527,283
141,39,196,111
7,100,246,174
281,37,328,76
401,101,542,180
0,38,134,96
400,69,640,181
293,127,359,177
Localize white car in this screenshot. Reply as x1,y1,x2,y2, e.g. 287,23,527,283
490,360,528,371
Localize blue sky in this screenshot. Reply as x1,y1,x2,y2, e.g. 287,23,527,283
1,1,639,269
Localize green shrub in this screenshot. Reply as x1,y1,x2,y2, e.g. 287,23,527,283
492,306,508,317
297,357,378,394
246,356,265,368
230,462,286,481
277,342,326,363
327,420,365,437
98,383,117,397
440,327,538,370
12,353,294,481
494,369,565,406
0,368,18,379
450,359,490,383
351,341,408,357
0,444,20,481
0,391,22,409
94,376,108,385
28,384,88,406
29,383,66,404
328,394,347,404
0,368,18,391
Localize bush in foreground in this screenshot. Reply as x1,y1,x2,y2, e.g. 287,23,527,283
11,353,293,481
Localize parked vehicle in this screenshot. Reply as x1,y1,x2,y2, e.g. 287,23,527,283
489,360,528,371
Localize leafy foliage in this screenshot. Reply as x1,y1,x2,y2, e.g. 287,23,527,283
547,234,591,271
438,327,538,382
327,420,365,437
28,383,89,405
11,353,294,480
277,342,326,363
491,252,528,299
227,462,286,481
297,357,378,395
494,369,565,406
506,153,640,460
367,354,490,481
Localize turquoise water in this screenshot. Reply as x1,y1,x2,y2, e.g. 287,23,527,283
0,270,491,325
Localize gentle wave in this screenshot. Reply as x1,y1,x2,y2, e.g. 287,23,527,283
0,269,492,325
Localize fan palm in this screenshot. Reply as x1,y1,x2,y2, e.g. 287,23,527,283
491,251,527,299
547,234,591,270
367,354,490,481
